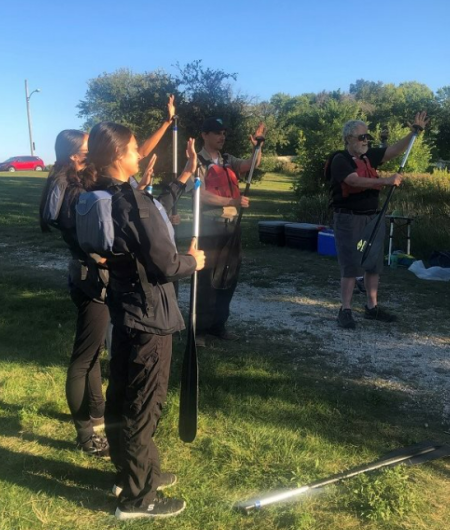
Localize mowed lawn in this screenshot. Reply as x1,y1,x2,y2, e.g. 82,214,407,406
0,171,450,530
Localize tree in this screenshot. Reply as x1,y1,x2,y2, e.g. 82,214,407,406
173,60,252,157
434,86,450,161
78,62,258,175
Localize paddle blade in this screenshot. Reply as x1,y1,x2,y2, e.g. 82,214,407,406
211,233,242,290
179,324,198,443
358,214,385,271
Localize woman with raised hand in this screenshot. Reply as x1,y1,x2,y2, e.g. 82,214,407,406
39,96,180,457
39,130,110,456
82,122,204,521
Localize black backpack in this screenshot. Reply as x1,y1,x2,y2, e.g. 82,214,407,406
324,150,356,181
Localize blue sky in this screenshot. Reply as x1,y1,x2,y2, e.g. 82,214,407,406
0,0,448,165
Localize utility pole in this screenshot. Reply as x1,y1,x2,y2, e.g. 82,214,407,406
25,80,40,155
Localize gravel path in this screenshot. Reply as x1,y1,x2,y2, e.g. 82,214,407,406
178,278,450,425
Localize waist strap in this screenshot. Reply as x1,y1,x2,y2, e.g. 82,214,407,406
334,208,378,216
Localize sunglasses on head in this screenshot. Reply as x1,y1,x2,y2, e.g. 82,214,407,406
355,133,374,141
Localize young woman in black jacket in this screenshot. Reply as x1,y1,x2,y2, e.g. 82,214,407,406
82,121,204,520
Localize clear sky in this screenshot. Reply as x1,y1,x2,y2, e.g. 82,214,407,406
0,0,448,165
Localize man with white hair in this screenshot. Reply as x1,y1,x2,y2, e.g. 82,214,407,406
330,112,428,329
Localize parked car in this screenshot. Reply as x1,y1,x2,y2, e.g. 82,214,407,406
0,156,45,172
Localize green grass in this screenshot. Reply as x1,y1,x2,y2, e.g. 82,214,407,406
1,171,450,529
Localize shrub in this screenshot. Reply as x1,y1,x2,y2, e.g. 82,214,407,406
293,193,332,226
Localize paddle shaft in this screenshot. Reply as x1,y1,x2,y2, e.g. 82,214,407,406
179,170,201,443
211,137,264,289
172,116,178,217
237,442,444,512
361,131,418,262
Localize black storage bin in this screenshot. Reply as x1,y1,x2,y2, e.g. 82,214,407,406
284,223,323,251
258,221,289,246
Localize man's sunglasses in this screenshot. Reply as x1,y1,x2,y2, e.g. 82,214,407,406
354,133,374,141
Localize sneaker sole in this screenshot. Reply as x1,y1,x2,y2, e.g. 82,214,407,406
115,501,186,520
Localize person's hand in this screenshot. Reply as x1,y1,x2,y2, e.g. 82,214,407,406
169,214,181,226
137,154,157,190
386,173,403,187
233,195,249,208
250,122,266,146
407,111,429,132
185,138,197,175
167,94,176,122
188,238,206,271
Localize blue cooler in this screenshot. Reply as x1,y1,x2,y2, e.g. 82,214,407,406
318,229,337,257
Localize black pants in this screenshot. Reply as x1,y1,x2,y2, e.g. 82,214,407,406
105,325,172,511
66,287,109,443
197,220,241,334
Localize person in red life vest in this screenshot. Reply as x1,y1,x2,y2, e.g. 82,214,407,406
330,112,428,329
193,117,265,346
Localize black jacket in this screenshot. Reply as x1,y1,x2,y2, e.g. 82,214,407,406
103,179,196,335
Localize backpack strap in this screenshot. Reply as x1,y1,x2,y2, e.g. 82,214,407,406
324,150,356,180
197,154,212,167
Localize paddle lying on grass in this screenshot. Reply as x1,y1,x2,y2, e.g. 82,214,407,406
235,440,450,513
179,170,201,443
211,135,265,290
357,127,420,271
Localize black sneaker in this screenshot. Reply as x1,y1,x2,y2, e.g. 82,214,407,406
76,434,109,457
364,305,398,323
337,308,356,329
113,473,177,497
115,497,186,520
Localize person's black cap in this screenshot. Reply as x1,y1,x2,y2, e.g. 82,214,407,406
201,117,227,133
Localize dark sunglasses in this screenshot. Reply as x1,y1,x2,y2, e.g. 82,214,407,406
354,133,374,141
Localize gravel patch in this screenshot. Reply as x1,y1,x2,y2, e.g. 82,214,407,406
7,244,450,425
178,279,450,425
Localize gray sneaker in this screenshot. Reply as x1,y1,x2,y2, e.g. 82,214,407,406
337,308,356,329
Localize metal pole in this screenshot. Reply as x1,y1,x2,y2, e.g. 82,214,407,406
25,80,34,156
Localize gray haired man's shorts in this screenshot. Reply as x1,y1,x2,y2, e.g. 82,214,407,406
333,212,384,277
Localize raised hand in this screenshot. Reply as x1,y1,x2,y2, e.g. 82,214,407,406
137,154,157,190
407,111,429,132
185,138,197,175
250,122,267,146
167,94,176,122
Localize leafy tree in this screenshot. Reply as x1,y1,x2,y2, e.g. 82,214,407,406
78,68,177,141
373,123,432,173
78,62,260,176
434,86,450,161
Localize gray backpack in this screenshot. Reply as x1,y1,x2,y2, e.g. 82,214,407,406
76,190,114,255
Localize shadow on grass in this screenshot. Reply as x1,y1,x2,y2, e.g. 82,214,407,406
0,444,114,513
169,334,441,459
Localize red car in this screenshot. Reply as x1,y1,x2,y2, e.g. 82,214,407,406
0,156,45,172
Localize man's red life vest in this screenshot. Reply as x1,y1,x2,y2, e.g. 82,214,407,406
341,155,382,198
201,156,240,199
